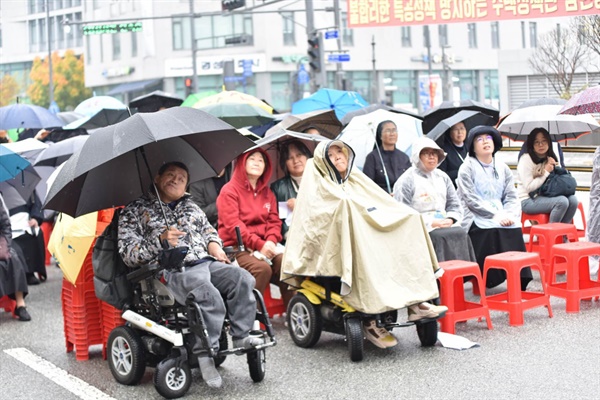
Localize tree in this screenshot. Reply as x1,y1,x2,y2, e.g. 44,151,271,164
577,15,600,63
27,50,91,110
0,74,19,106
528,24,591,99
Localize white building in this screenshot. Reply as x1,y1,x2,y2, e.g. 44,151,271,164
2,1,599,128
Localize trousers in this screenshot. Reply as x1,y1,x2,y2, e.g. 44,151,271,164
522,194,578,223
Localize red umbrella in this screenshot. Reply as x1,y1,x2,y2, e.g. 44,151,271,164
559,86,600,115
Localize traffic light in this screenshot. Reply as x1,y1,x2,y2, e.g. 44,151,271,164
184,77,193,96
307,32,323,73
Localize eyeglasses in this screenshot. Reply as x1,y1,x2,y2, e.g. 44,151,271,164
475,135,494,143
382,129,397,134
421,150,438,158
533,140,548,146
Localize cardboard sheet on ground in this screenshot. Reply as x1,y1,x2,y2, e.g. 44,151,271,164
436,332,480,350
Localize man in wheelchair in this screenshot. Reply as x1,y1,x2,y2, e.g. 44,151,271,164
118,161,261,389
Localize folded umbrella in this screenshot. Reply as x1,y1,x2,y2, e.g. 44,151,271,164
0,103,64,130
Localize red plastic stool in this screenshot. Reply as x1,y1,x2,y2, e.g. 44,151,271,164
483,251,553,326
521,212,549,235
438,260,493,334
547,241,600,313
40,221,53,266
0,295,16,314
527,223,579,278
263,284,286,317
572,203,587,239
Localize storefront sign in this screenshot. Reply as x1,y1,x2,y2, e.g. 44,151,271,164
164,54,266,77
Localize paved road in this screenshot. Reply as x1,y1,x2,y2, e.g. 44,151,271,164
1,265,599,400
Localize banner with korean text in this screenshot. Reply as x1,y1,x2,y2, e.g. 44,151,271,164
347,0,600,28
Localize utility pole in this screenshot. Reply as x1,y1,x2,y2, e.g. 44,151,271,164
424,25,433,108
305,0,318,93
442,45,452,101
371,35,378,103
189,0,198,93
333,0,344,90
46,0,54,107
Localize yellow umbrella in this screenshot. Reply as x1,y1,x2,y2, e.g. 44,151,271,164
48,211,98,285
192,90,273,114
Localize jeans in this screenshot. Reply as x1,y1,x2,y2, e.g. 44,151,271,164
164,259,257,352
522,195,579,223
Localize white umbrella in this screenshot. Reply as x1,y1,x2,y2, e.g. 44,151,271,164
337,109,423,170
497,104,600,141
2,138,49,163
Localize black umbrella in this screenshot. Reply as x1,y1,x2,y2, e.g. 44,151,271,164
425,110,494,145
44,107,254,218
422,100,499,135
34,135,89,167
340,103,421,126
265,109,343,139
65,109,130,130
0,165,41,210
129,90,184,113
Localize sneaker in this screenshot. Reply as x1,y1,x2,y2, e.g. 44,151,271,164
419,302,448,315
407,304,438,322
197,356,222,389
14,306,31,322
233,335,263,350
362,319,397,349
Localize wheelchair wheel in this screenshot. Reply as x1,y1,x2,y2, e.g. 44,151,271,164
247,349,266,382
287,294,322,348
107,326,146,385
214,330,229,367
345,317,364,362
416,320,438,347
153,357,192,399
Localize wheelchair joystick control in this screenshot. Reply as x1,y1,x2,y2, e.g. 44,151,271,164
235,226,245,252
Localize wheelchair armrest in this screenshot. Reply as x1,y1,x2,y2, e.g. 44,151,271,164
127,263,162,283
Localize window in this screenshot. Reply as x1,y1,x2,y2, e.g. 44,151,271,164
28,0,36,14
39,18,46,47
281,11,294,46
438,24,448,47
529,22,537,48
401,26,411,47
29,20,37,52
491,22,499,49
341,12,353,46
58,16,65,48
383,70,418,107
112,33,121,60
467,23,477,48
131,31,137,57
74,12,82,46
521,21,526,48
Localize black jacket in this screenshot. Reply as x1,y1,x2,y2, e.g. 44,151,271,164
439,138,468,187
363,148,411,193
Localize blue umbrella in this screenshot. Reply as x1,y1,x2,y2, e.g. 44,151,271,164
0,145,31,182
0,103,64,130
291,88,369,120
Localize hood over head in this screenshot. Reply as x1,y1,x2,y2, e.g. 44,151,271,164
465,125,503,157
313,140,355,184
231,147,273,192
410,137,446,169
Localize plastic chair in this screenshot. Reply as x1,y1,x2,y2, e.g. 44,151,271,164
527,223,579,278
572,203,586,239
483,251,553,326
0,295,16,314
263,284,286,317
437,260,493,334
521,212,549,235
547,242,600,313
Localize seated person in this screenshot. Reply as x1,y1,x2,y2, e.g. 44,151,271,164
118,162,260,389
188,164,231,229
438,121,468,187
217,149,294,309
270,140,312,241
281,140,447,349
0,198,30,321
456,126,533,290
393,137,476,263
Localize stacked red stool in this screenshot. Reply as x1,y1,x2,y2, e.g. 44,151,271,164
527,223,579,280
437,260,493,334
100,301,126,360
521,212,549,235
0,295,16,315
483,251,553,326
40,221,54,266
264,284,286,317
573,203,587,239
547,241,600,313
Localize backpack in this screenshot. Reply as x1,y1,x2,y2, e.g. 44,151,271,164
92,208,133,309
529,166,577,199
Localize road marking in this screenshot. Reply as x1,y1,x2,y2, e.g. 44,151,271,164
4,348,116,400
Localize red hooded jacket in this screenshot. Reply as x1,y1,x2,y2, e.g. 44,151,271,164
217,148,282,251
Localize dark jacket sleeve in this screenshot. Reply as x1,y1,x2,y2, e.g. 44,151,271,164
189,179,218,228
0,204,12,246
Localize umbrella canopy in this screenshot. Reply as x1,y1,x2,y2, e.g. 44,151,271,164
497,104,600,141
559,85,600,115
47,211,98,285
44,107,255,217
421,99,499,135
0,103,64,130
34,135,90,167
180,91,220,107
0,145,31,182
74,96,127,117
0,165,41,209
426,110,494,144
195,102,275,128
129,90,184,112
248,130,329,184
515,97,566,110
292,88,369,120
191,90,273,114
340,103,421,126
56,111,85,125
337,108,423,170
64,108,130,130
2,139,49,163
265,109,342,139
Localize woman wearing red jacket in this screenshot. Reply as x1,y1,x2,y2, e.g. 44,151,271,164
217,148,293,308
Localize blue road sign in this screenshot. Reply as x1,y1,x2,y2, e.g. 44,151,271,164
297,64,309,85
327,53,350,62
242,59,253,77
324,30,339,39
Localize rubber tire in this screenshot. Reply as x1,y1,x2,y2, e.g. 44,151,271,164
287,294,323,348
107,326,146,386
153,358,192,399
416,320,438,347
214,330,228,367
345,317,364,362
247,349,266,382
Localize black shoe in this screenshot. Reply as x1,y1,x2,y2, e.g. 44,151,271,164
27,274,40,285
38,273,47,282
14,306,31,321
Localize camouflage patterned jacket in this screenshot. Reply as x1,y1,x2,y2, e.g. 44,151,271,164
118,193,222,268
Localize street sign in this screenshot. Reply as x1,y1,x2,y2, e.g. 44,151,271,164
324,30,339,40
327,54,350,63
242,59,253,77
83,22,142,35
297,64,309,85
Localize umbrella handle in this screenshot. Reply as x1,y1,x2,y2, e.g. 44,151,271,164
235,226,245,252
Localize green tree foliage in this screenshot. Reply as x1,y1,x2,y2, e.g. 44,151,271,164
27,50,91,110
0,74,19,106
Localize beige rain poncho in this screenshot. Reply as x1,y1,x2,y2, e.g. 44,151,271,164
281,140,439,314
